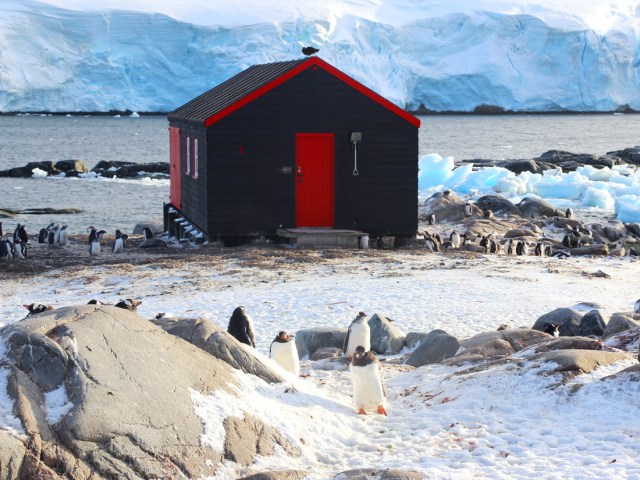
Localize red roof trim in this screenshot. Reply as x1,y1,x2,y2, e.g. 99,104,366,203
204,57,421,128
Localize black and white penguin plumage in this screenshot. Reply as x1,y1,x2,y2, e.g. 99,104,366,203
426,213,436,225
87,226,97,245
450,230,461,249
140,227,168,249
534,242,546,257
566,208,573,219
87,299,106,305
114,298,142,311
89,230,106,256
464,202,473,217
47,226,57,246
0,238,11,259
227,306,257,348
143,227,153,240
343,311,370,360
23,303,54,316
58,225,69,245
113,229,128,253
515,241,529,256
543,323,560,337
13,224,28,244
38,224,53,243
425,236,440,253
269,331,300,376
551,250,570,259
350,346,387,416
505,238,514,255
13,238,27,259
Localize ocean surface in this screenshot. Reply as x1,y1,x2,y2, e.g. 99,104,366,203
1,113,639,235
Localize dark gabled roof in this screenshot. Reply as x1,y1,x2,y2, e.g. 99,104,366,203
168,57,420,128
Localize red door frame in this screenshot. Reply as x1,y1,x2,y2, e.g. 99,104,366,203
295,133,334,227
169,126,182,209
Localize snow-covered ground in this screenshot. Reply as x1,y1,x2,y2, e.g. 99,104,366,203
1,245,639,478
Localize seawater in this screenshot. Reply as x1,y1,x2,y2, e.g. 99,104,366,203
1,114,639,235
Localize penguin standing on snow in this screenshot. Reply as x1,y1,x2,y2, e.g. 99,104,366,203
113,229,128,253
350,345,387,416
89,230,106,256
343,311,370,360
227,306,257,348
270,331,300,376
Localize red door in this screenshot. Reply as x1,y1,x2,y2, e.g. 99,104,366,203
169,126,181,209
296,134,334,227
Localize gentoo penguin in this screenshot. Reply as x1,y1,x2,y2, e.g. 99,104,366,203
58,225,69,245
23,303,54,316
350,346,387,416
543,323,560,337
515,241,529,256
505,238,514,255
114,298,142,311
13,239,27,259
87,299,106,305
87,226,97,245
634,299,640,314
227,306,257,348
343,311,370,360
426,213,436,225
113,229,128,253
534,242,546,257
89,230,106,256
302,46,319,56
0,238,11,259
450,230,461,249
14,224,28,244
140,227,167,249
269,331,300,376
464,202,473,217
425,235,440,253
47,225,57,246
566,208,574,219
38,224,53,243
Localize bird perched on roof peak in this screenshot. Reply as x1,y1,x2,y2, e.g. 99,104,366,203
302,46,319,56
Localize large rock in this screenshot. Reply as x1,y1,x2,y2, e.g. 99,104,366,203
1,305,292,479
421,190,467,222
334,468,423,479
474,195,520,215
603,220,627,241
239,471,309,480
529,349,630,378
368,314,405,355
517,197,560,218
0,431,27,479
405,332,427,349
294,328,346,360
603,312,640,338
577,310,607,337
91,160,169,178
0,160,89,178
405,329,460,367
532,307,584,336
450,329,550,364
152,316,284,383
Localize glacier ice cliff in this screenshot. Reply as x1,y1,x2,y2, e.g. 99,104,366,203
0,1,639,113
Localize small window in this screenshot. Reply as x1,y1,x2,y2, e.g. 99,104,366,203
193,138,199,179
185,136,191,175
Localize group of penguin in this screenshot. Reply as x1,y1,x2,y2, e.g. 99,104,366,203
0,222,29,259
227,307,387,416
22,298,142,317
0,221,154,258
422,229,557,257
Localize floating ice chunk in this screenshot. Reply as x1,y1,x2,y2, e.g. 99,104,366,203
536,171,587,199
577,165,612,182
615,195,640,223
455,167,513,194
582,186,615,209
31,168,48,178
130,111,140,117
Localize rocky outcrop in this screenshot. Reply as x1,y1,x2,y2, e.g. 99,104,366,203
447,328,550,364
90,160,169,178
0,160,89,178
152,316,284,383
368,314,405,355
603,312,640,338
405,329,460,367
294,328,346,360
333,468,424,479
517,197,561,218
529,349,630,380
421,191,469,223
474,195,520,215
577,310,607,337
239,471,309,480
1,305,294,479
532,307,584,336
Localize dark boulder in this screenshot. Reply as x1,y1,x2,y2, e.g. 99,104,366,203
498,159,543,174
91,160,169,178
517,197,561,218
532,307,584,336
577,310,606,337
474,195,520,215
602,312,640,338
368,314,405,355
294,328,346,360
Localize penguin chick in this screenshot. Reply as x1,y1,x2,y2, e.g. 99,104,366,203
227,306,257,348
350,346,387,416
343,311,370,360
270,331,300,376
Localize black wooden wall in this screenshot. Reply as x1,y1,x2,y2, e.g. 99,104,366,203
177,67,418,238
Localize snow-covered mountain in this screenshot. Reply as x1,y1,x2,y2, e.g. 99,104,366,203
0,0,639,113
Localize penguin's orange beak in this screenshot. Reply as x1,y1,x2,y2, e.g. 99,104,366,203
22,304,29,309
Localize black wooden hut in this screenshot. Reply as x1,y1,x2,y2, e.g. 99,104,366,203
166,56,420,242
